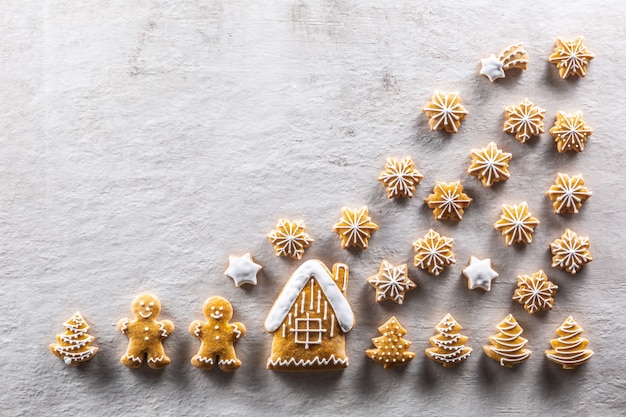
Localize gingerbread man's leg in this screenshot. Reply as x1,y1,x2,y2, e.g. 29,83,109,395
217,346,241,371
121,343,144,368
191,342,216,370
146,342,171,369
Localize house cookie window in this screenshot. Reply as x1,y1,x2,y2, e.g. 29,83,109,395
290,314,326,349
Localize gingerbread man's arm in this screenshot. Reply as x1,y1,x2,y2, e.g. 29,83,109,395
117,318,130,334
230,322,246,340
189,320,204,338
158,319,175,339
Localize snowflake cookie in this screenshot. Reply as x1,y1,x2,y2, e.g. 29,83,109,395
462,256,498,291
50,312,98,366
513,270,558,314
190,296,246,371
425,181,472,221
378,157,424,198
412,229,455,276
366,316,415,369
479,43,529,82
549,229,592,274
547,173,592,214
550,111,593,153
483,314,531,368
426,313,472,368
118,294,175,369
332,206,378,249
367,260,416,305
468,142,512,187
494,202,540,245
267,219,314,260
545,316,593,369
422,91,468,133
503,98,546,143
548,37,594,79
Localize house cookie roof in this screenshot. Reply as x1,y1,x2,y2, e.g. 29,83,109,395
264,259,355,333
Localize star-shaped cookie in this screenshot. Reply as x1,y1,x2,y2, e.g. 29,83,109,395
332,206,378,249
425,181,472,221
462,256,498,291
225,253,262,287
467,142,512,187
367,261,416,304
548,37,594,78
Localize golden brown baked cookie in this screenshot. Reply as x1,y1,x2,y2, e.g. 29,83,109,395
483,314,531,367
425,313,472,368
50,311,98,366
549,229,592,274
264,260,355,371
503,98,545,144
547,173,592,214
550,111,593,153
366,316,415,369
424,181,472,221
513,270,558,314
367,260,416,305
422,91,468,133
412,229,455,276
378,157,424,198
494,202,539,245
118,293,174,369
332,207,378,249
267,219,314,260
548,37,594,78
480,43,529,82
545,316,593,369
468,142,512,187
190,296,246,371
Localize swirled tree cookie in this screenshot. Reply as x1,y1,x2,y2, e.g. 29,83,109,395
468,142,512,187
480,43,529,82
494,202,539,245
550,111,593,153
503,98,545,144
332,206,378,249
367,260,416,305
548,37,594,79
267,219,314,260
425,313,472,368
412,229,455,276
547,173,592,214
366,316,415,369
483,314,531,367
513,270,558,314
545,316,593,369
549,229,592,274
118,294,174,369
425,181,472,221
378,157,424,198
462,256,498,291
190,296,246,371
50,312,98,366
422,91,468,133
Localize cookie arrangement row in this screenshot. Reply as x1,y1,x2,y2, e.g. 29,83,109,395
50,293,593,371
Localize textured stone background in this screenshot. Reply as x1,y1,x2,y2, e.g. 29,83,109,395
1,0,625,415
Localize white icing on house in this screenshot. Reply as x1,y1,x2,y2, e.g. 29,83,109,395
265,260,354,333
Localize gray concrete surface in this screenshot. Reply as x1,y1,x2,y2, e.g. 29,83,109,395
1,0,625,415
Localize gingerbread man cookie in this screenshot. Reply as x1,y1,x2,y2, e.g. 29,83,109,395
190,296,246,371
118,293,175,369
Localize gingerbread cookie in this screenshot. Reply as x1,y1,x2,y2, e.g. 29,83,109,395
412,229,455,276
50,311,98,366
494,202,539,245
366,316,415,369
422,91,468,133
332,207,378,249
548,37,594,79
547,173,592,214
426,313,472,368
545,316,593,369
480,43,529,82
264,260,355,371
190,296,246,371
550,111,593,153
503,98,545,144
118,293,174,369
367,260,416,305
513,270,558,314
267,219,314,260
483,314,531,367
468,142,512,187
549,229,592,274
425,181,472,221
378,157,424,199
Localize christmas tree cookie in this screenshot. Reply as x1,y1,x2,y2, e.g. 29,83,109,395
425,313,472,368
190,296,246,371
483,314,531,367
366,316,415,369
118,293,175,369
545,316,593,369
50,312,98,366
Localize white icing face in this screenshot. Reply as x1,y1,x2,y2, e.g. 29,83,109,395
132,294,160,320
204,296,233,322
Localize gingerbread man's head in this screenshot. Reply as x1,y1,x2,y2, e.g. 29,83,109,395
203,296,233,322
131,293,161,320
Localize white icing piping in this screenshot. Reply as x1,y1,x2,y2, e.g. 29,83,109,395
267,354,348,368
